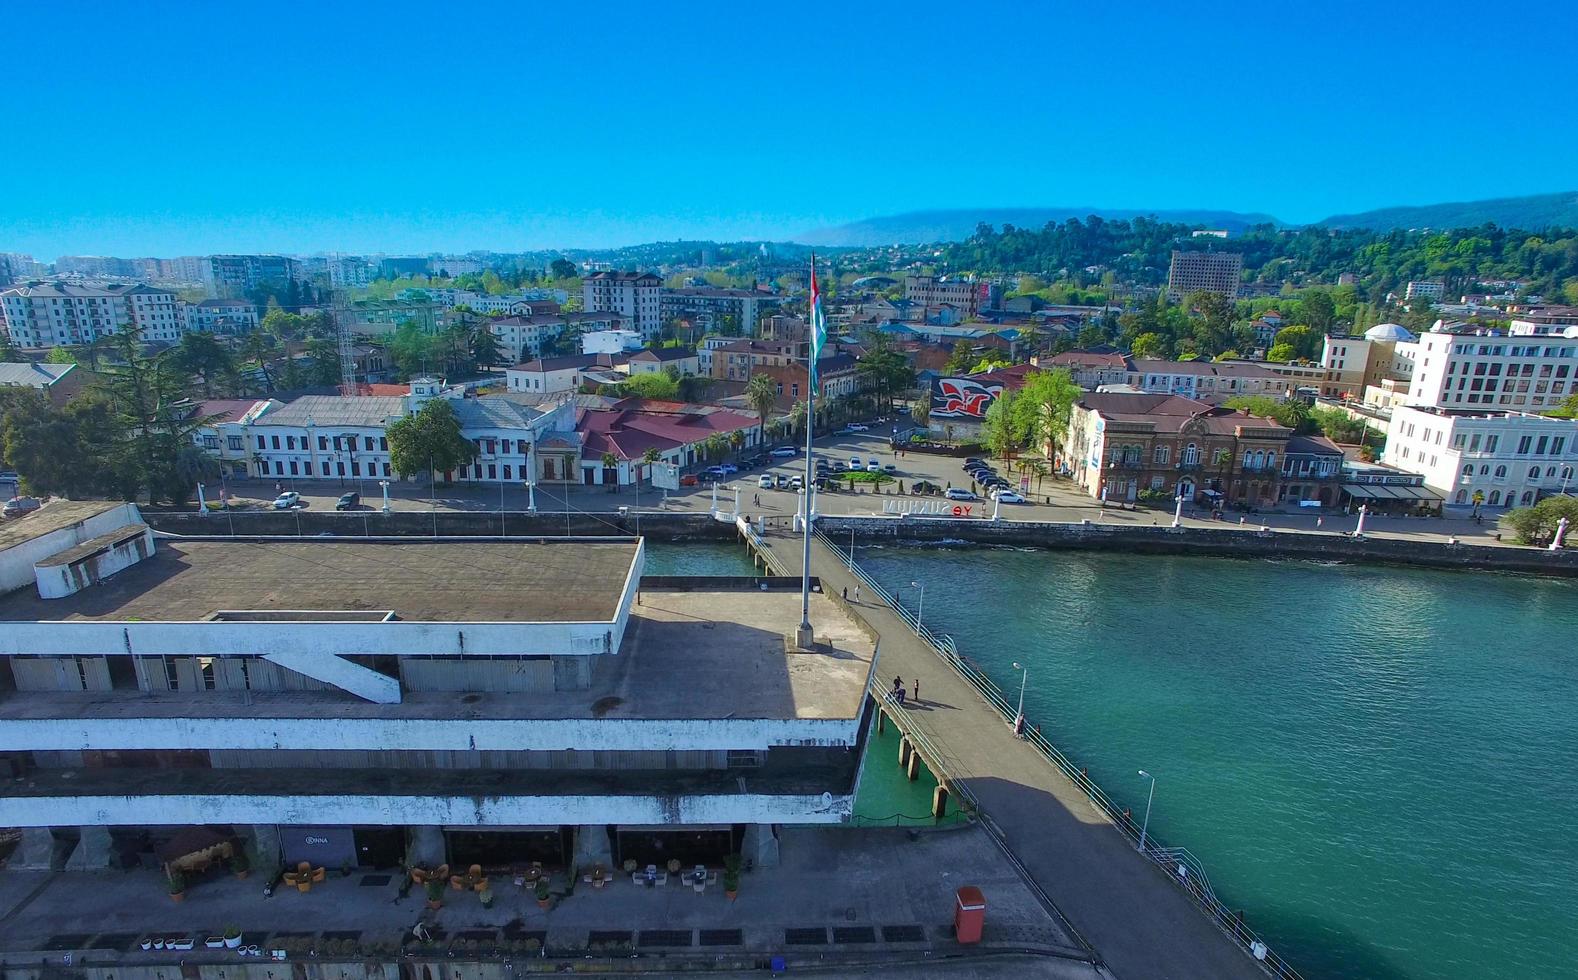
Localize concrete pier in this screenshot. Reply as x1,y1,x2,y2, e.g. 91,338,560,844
760,526,1273,980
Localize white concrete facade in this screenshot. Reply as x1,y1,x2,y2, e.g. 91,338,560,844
0,282,182,348
1406,326,1578,412
1383,405,1578,506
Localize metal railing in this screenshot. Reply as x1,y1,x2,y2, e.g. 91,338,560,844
818,527,1304,980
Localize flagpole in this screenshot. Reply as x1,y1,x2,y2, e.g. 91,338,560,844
796,253,819,648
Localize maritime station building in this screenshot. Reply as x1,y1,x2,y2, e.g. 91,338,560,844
0,505,877,876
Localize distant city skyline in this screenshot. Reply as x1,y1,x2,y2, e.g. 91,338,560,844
3,0,1575,257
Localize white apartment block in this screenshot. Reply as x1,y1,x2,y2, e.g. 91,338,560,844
0,282,184,348
1404,280,1444,300
184,299,259,334
659,287,783,335
1384,405,1578,507
328,256,374,288
903,275,981,314
1167,251,1242,300
1320,324,1417,399
583,271,662,341
1131,359,1291,402
581,328,644,355
0,514,873,875
1405,325,1578,412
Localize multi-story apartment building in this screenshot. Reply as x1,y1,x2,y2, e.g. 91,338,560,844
0,282,183,348
430,257,483,277
337,299,450,337
583,271,662,341
54,255,136,278
1508,306,1578,335
1066,392,1293,507
709,339,805,382
184,299,259,334
1277,434,1346,506
659,287,783,335
1404,323,1578,412
1037,350,1136,389
1383,406,1578,508
903,275,984,316
0,253,43,284
1404,280,1444,301
753,352,863,406
209,255,301,298
0,514,875,875
581,327,645,356
490,311,623,362
327,256,374,288
1166,250,1243,300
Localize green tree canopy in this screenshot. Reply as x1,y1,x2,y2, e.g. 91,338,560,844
617,372,680,400
1223,394,1315,433
386,399,476,479
1503,496,1578,546
1130,332,1168,358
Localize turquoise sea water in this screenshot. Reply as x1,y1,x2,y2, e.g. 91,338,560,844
646,543,1578,980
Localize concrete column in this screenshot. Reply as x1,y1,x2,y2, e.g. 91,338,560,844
931,784,949,819
247,824,282,871
876,709,885,734
742,823,779,869
407,825,446,868
898,736,912,768
571,825,612,872
65,825,114,869
905,749,921,782
12,828,61,870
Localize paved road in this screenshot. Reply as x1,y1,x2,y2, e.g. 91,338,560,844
195,429,1526,550
761,527,1276,980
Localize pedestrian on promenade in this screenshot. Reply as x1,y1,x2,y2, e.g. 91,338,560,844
853,584,861,602
842,586,847,600
912,678,920,701
1316,516,1323,528
754,493,760,506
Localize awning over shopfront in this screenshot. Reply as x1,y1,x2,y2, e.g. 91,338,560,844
1340,484,1444,502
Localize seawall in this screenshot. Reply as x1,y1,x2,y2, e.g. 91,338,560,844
139,510,1578,576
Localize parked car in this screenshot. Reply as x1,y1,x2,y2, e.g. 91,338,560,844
848,456,862,470
789,475,803,490
815,458,831,471
944,487,978,501
993,490,1028,504
272,491,301,510
702,465,728,479
769,446,798,458
775,474,789,488
720,463,739,474
847,423,868,431
911,481,941,495
758,474,774,489
865,461,881,473
883,463,898,473
335,491,361,511
2,496,41,519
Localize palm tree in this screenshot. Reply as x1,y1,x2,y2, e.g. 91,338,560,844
640,446,661,504
745,374,777,443
600,451,619,491
728,429,745,455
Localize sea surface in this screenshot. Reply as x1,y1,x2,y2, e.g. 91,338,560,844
645,542,1578,980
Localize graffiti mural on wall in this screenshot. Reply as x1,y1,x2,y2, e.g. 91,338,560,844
930,376,1004,419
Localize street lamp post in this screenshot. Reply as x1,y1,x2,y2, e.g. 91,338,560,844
1137,770,1157,854
378,480,391,514
1011,661,1027,735
910,580,924,630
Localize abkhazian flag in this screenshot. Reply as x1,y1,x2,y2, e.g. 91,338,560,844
809,253,828,386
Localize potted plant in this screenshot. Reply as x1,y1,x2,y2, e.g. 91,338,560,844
230,851,250,880
722,868,739,901
622,858,637,874
167,870,186,903
425,880,444,910
534,876,551,909
590,864,608,889
478,887,494,909
223,925,243,949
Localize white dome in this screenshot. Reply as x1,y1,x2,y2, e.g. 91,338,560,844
1364,323,1415,342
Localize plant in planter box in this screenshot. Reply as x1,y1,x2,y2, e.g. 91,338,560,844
223,925,243,949
167,870,187,902
722,868,739,899
534,876,551,909
425,880,445,910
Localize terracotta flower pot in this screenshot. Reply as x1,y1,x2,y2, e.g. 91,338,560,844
537,898,550,909
725,889,737,901
234,870,250,880
170,891,185,903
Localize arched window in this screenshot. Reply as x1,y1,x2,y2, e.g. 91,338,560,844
1183,443,1199,466
1521,491,1535,505
1480,464,1490,475
1489,490,1502,506
1494,465,1507,478
1454,489,1467,504
1528,466,1541,480
1243,450,1254,469
1266,452,1276,472
1154,445,1170,464
1461,464,1473,477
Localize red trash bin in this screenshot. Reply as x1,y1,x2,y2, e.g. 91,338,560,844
954,885,986,944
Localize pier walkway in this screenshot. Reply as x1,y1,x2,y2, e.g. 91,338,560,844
756,524,1278,980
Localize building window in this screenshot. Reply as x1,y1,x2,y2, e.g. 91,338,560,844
1182,443,1199,465
227,435,243,451
1494,465,1507,479
1529,466,1541,481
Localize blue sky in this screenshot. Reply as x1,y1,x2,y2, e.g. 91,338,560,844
3,0,1574,256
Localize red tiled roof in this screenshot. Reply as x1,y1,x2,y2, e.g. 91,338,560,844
575,399,759,462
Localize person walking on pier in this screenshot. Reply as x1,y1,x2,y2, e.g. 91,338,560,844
912,677,920,702
853,584,861,603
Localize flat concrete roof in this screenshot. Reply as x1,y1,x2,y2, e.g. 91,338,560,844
0,500,125,553
0,590,874,722
0,538,639,623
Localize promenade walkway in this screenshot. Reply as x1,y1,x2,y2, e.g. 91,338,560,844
760,526,1275,980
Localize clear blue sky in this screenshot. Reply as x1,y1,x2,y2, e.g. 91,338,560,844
4,0,1574,257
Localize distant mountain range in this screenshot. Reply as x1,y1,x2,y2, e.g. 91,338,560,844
793,192,1578,246
1313,191,1578,232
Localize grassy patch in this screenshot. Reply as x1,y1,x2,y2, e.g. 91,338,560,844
842,471,893,484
